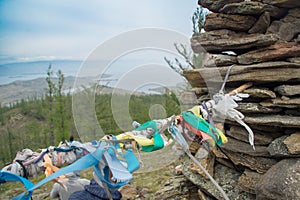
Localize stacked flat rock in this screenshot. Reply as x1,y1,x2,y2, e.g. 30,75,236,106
181,1,300,199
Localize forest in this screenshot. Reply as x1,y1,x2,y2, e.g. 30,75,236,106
0,67,181,168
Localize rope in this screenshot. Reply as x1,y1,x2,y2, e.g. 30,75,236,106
186,151,230,200
169,124,230,200
3,106,253,199
202,101,214,125
219,65,234,94
15,160,28,179
214,64,255,150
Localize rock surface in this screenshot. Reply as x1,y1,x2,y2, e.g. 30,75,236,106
191,32,278,53
189,148,215,180
260,97,300,108
237,42,300,64
256,158,300,200
248,12,270,34
267,8,300,41
213,148,277,173
220,1,265,15
183,61,300,87
238,170,262,194
283,133,300,154
263,0,300,8
237,102,281,114
154,175,200,200
243,87,276,99
245,115,300,128
203,53,237,67
199,0,244,13
204,13,256,32
182,161,256,200
227,126,274,145
274,84,300,96
267,135,294,157
181,1,300,199
221,137,270,157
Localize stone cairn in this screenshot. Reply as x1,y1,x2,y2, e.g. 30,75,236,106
155,1,300,200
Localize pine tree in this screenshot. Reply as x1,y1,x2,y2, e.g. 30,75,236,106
56,70,66,141
6,126,14,160
45,64,57,145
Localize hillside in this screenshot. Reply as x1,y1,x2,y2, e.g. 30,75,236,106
0,91,184,199
0,156,185,200
0,76,98,107
0,91,180,167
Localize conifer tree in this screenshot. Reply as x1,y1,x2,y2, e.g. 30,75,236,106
56,69,66,141
45,64,57,145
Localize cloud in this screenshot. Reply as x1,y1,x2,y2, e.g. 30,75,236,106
0,0,198,63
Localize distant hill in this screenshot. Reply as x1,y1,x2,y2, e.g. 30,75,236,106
0,76,146,107
0,76,95,107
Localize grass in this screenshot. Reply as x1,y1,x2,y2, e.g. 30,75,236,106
132,163,177,193
0,159,180,200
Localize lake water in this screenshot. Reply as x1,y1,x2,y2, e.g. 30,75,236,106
0,57,187,94
0,60,83,85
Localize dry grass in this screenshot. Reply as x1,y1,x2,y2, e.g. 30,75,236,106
1,155,180,200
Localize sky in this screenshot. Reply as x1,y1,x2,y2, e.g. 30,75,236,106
0,0,198,64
